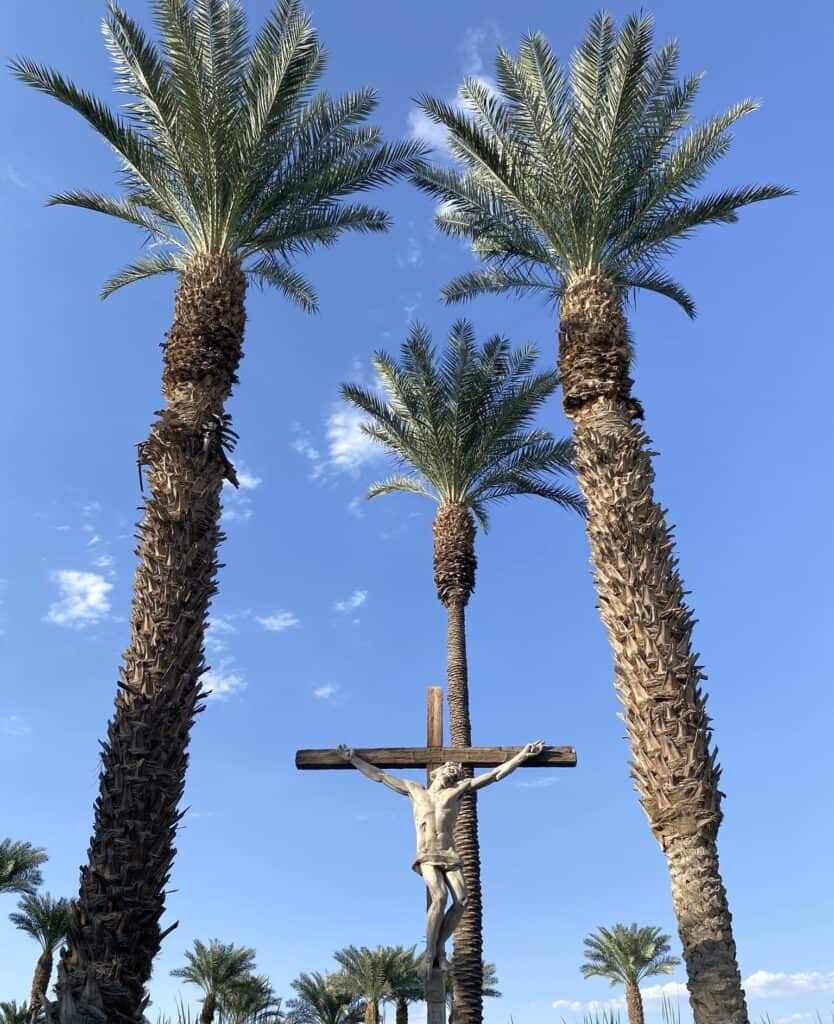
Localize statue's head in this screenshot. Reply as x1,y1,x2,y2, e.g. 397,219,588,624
431,762,463,788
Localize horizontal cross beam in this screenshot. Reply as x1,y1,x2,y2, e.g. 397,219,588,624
295,745,577,770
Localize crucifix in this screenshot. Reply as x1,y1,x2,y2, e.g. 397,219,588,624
296,687,577,1024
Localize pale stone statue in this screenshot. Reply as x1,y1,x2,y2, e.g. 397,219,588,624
338,741,544,977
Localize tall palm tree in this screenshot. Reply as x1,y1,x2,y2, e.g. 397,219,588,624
0,841,47,897
286,972,364,1024
171,939,257,1024
11,4,422,1022
342,323,582,1024
581,924,680,1024
412,14,791,1023
9,893,72,1022
384,948,422,1024
332,946,401,1024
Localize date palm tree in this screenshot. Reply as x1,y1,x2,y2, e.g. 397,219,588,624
287,972,364,1024
11,4,422,1022
341,323,582,1024
0,841,47,898
0,1003,31,1024
217,974,281,1024
332,946,400,1024
581,924,680,1024
171,939,257,1024
385,948,422,1024
412,14,792,1023
9,893,72,1022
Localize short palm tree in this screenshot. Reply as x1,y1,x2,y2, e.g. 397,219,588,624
171,939,257,1024
581,924,680,1024
9,892,72,1022
384,948,422,1024
0,841,47,897
12,4,421,1022
0,1003,31,1024
332,946,401,1024
217,974,281,1024
412,14,792,1024
342,323,582,1024
287,972,364,1024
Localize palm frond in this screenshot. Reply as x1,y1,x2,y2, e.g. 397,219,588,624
100,251,186,299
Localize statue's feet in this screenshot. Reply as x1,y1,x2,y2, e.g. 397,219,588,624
418,953,434,980
436,953,452,973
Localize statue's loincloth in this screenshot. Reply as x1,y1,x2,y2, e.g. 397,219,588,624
412,848,462,875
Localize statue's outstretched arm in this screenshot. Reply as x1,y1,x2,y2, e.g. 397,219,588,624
338,746,411,796
467,741,545,792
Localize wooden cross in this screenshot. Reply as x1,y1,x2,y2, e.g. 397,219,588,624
295,687,577,1024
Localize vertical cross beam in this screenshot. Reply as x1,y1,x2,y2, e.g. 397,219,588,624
425,686,447,1024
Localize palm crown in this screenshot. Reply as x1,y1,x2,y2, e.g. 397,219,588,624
9,892,71,953
413,12,792,317
0,840,47,897
581,924,680,987
287,971,364,1024
171,938,257,999
341,320,583,530
12,0,424,306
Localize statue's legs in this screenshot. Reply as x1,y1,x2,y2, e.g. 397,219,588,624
419,864,449,978
436,866,467,967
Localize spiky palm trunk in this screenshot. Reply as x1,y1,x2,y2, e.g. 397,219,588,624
29,949,53,1021
558,275,747,1024
432,501,482,1024
624,982,644,1024
55,254,246,1024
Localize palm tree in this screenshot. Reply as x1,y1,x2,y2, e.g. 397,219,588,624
9,893,72,1022
286,972,364,1024
446,960,501,1024
332,946,401,1024
384,948,422,1024
411,14,792,1023
171,939,257,1024
342,322,582,1024
0,841,47,897
11,4,422,1021
581,924,680,1024
0,1003,31,1024
217,974,281,1024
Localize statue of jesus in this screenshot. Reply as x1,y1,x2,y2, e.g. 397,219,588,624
338,741,544,977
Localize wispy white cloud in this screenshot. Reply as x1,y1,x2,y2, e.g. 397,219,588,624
641,981,689,1001
203,662,246,701
347,497,365,519
744,971,834,999
257,610,300,632
222,460,261,522
235,464,262,491
206,614,237,655
335,590,367,614
552,997,623,1015
516,775,560,789
1,715,30,737
396,232,423,269
0,162,26,189
325,406,379,474
47,570,112,627
313,684,338,700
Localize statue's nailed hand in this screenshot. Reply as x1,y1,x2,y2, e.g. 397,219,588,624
522,740,545,759
337,744,354,762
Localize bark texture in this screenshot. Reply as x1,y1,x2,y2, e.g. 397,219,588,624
199,991,217,1024
558,275,748,1024
395,996,408,1024
364,1000,379,1024
53,254,246,1024
30,949,53,1021
433,502,483,1024
625,982,644,1024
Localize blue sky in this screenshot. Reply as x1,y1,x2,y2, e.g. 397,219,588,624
1,1,832,1022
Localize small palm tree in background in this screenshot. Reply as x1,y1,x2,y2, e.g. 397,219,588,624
581,924,680,1024
9,892,72,1022
332,946,400,1024
342,322,582,1024
171,939,257,1024
0,841,47,897
12,3,422,1021
0,1003,31,1024
286,972,364,1024
384,948,422,1024
217,974,281,1024
413,13,791,1023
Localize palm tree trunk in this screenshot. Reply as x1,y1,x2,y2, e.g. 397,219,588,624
364,1000,379,1024
395,996,408,1024
433,502,483,1024
30,949,53,1021
624,982,644,1024
557,274,748,1024
200,991,217,1024
55,253,247,1024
